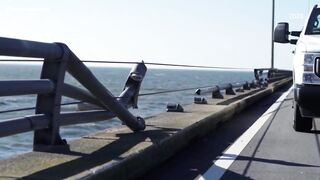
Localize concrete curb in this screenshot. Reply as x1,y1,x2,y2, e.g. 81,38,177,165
73,78,292,180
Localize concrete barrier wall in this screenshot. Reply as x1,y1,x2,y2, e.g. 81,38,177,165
0,78,292,180
75,78,292,180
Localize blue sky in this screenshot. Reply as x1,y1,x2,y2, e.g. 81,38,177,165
0,0,316,69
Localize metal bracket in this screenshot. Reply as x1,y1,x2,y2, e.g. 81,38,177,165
225,83,236,95
212,87,224,99
194,97,208,104
167,103,184,112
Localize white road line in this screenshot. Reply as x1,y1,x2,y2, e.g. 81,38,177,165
197,86,293,180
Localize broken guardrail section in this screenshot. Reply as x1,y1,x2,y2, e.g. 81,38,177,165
0,36,292,153
0,37,146,152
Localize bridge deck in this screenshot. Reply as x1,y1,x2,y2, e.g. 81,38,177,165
141,85,320,180
0,79,293,179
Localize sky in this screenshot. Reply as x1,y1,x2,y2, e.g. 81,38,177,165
0,0,317,70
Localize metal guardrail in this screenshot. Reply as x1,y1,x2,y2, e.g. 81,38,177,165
194,68,292,99
0,36,292,153
195,81,256,96
254,68,292,83
0,36,147,152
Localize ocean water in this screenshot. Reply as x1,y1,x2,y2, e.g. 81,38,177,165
0,64,253,159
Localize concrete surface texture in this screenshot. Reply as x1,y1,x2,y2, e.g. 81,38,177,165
141,83,320,180
223,91,320,180
0,78,291,180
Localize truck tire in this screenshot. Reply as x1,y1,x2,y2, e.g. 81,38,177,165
293,102,312,132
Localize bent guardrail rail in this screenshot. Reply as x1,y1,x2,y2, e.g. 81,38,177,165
0,36,146,152
0,36,293,154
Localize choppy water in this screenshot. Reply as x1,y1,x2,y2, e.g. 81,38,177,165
0,64,253,159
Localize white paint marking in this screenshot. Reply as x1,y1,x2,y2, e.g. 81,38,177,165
197,86,293,180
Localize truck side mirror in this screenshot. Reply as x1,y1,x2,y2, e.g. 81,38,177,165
274,22,290,43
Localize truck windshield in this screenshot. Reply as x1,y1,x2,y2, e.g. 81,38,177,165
306,8,320,34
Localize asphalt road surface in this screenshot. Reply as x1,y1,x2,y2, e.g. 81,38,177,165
139,84,320,180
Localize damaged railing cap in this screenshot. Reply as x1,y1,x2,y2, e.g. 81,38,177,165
130,73,144,82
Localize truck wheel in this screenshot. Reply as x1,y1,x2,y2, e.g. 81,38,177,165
293,103,312,132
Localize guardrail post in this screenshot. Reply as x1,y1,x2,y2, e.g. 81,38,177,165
33,43,70,152
212,86,224,99
225,83,236,95
250,80,257,88
243,81,251,90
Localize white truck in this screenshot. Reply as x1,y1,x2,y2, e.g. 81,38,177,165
274,5,320,132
